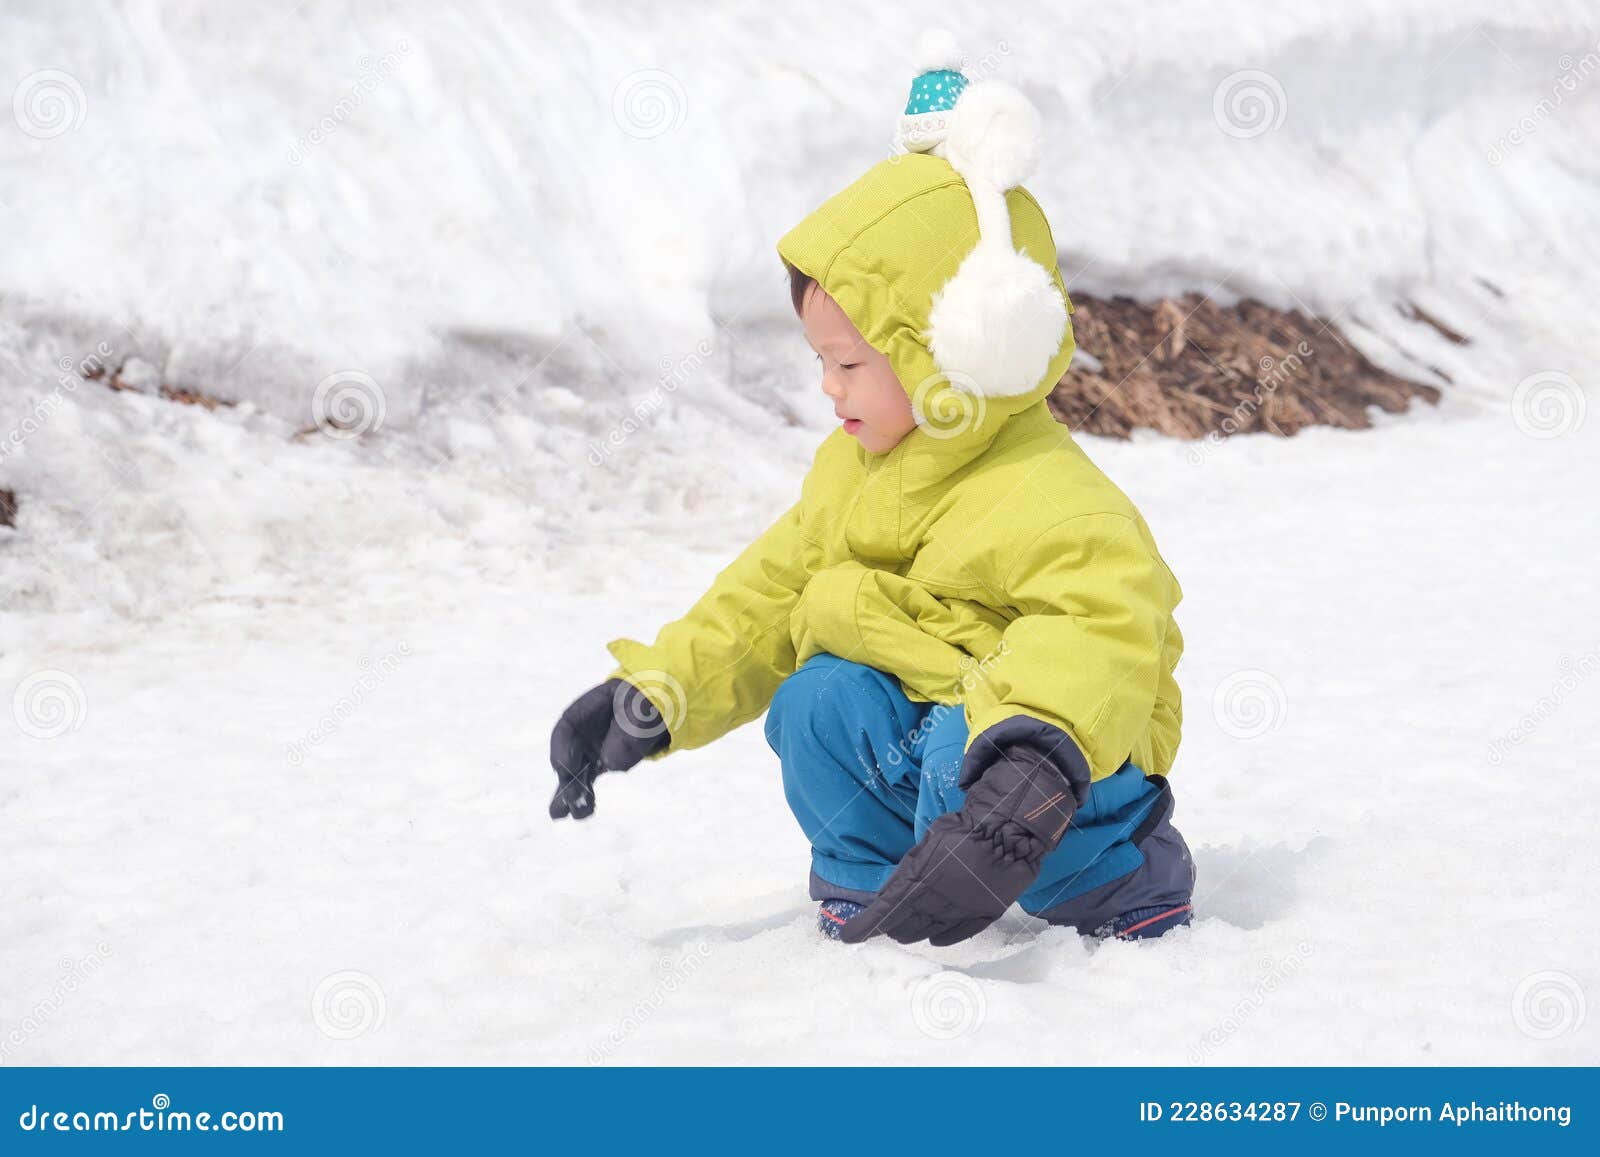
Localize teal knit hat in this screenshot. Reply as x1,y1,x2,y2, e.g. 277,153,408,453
897,30,968,152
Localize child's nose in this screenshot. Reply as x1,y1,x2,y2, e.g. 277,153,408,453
820,373,845,400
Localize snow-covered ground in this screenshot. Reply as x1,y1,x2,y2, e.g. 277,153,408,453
6,407,1598,1065
3,0,1598,1063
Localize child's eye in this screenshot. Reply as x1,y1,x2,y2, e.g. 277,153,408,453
841,364,860,370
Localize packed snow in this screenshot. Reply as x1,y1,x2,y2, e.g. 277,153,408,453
2,0,1597,1064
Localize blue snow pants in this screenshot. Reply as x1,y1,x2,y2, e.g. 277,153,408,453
763,653,1195,932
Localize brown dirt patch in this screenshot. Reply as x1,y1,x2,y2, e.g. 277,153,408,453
1049,293,1442,439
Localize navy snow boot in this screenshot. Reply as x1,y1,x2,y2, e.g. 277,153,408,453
1092,903,1193,941
818,898,866,940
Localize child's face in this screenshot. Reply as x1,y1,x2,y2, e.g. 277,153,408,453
801,283,917,454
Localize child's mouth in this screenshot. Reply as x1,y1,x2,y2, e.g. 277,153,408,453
841,417,863,434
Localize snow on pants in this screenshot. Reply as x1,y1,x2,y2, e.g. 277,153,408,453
763,653,1196,931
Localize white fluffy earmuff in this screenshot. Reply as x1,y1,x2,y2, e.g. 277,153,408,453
897,34,1070,400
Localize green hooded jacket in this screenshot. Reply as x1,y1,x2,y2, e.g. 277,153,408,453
606,152,1184,783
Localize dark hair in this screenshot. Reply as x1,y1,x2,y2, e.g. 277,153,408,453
786,262,816,316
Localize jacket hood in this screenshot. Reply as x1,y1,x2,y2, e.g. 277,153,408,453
777,151,1075,482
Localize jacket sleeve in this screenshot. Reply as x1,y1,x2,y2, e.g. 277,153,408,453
604,498,821,755
963,512,1182,782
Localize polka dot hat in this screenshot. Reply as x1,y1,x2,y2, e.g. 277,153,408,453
897,29,969,153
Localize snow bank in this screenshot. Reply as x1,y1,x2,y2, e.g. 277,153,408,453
3,0,1597,618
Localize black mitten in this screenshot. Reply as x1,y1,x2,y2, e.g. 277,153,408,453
548,679,670,820
839,743,1079,946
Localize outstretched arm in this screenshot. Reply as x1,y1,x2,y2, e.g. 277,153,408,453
604,497,822,755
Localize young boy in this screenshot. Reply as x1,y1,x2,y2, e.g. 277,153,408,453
549,48,1195,947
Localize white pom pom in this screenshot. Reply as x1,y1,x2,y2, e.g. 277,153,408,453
926,241,1069,398
938,80,1042,191
915,28,964,73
